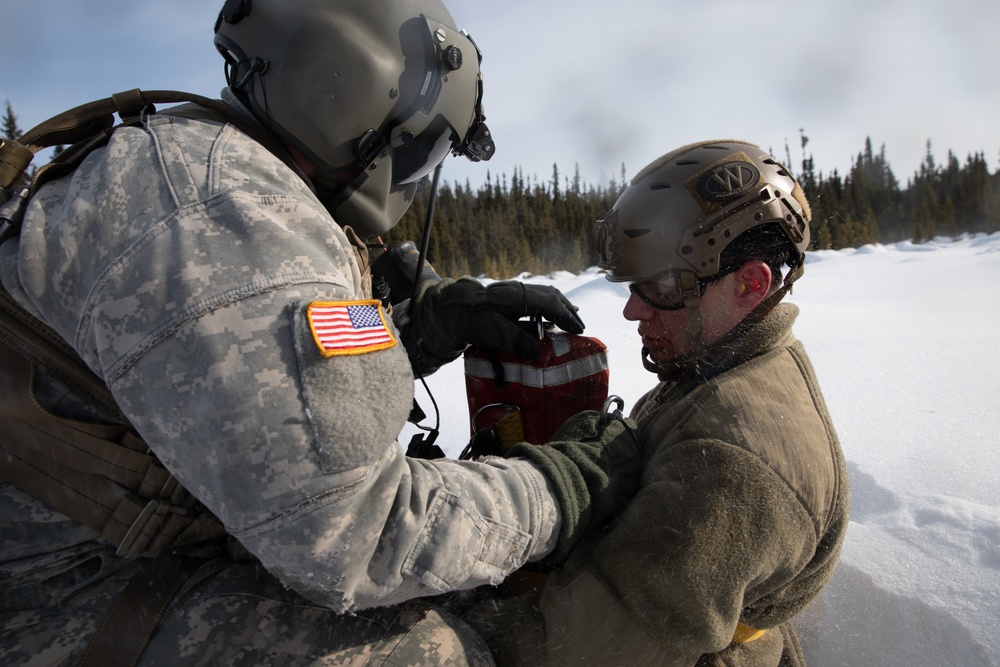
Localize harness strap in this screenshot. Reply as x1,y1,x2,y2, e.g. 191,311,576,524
0,90,294,560
0,138,33,199
78,552,204,667
0,342,204,558
0,286,123,419
1,88,307,202
0,287,224,559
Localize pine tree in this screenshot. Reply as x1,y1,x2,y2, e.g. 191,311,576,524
372,136,1000,278
3,100,22,140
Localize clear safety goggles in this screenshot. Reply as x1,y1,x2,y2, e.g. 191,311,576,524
629,271,709,311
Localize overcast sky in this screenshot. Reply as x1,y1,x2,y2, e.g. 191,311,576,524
3,0,997,190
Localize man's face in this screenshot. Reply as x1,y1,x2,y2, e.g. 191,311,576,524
622,264,770,363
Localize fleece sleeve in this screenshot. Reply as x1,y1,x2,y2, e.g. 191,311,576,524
581,439,815,654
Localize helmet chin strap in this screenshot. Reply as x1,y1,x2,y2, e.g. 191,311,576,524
678,270,705,356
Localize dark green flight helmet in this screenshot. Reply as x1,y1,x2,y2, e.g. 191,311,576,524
214,0,494,237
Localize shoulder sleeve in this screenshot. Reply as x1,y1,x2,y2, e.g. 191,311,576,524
111,288,561,611
18,116,563,613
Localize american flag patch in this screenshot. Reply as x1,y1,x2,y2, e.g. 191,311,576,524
307,300,396,357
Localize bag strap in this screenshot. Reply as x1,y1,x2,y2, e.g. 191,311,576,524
1,88,303,202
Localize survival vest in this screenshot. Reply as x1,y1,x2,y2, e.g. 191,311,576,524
0,90,301,665
0,89,300,558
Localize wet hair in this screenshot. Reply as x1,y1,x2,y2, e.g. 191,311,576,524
717,223,799,286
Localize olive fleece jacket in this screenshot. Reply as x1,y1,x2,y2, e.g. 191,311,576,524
469,303,849,666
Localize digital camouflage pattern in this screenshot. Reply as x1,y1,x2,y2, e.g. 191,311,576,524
0,92,560,664
136,565,494,667
0,530,494,666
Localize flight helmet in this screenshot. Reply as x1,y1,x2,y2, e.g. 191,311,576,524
214,0,494,237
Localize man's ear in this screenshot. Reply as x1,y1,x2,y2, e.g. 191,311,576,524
734,260,772,311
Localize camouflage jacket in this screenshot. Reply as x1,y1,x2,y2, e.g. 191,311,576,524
0,99,560,621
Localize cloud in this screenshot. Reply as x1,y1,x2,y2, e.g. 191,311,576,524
3,0,999,187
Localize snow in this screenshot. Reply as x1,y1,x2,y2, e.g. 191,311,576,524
401,232,1000,665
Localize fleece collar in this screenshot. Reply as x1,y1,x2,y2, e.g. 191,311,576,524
650,303,800,389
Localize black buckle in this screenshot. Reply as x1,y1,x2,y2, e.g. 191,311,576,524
0,186,30,244
357,129,389,170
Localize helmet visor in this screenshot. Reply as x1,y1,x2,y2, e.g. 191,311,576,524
388,20,492,185
391,115,460,185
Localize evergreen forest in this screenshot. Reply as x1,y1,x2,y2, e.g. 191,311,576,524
7,101,1000,279
389,133,1000,278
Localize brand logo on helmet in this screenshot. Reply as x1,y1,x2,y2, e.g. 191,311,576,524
696,161,760,201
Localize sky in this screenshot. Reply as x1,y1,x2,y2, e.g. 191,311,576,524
401,232,1000,665
2,0,999,191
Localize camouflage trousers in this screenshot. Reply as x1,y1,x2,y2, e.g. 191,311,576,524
1,556,495,666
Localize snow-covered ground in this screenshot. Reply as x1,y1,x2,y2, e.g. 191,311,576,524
402,232,1000,665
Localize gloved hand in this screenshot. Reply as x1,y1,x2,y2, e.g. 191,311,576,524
403,277,585,375
507,410,641,564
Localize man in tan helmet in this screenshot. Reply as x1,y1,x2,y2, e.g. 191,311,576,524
0,1,640,664
466,141,849,666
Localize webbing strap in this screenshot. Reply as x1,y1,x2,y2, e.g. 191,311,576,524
0,341,204,558
0,286,123,419
0,138,33,199
17,90,230,152
1,88,305,198
78,552,203,667
0,326,230,559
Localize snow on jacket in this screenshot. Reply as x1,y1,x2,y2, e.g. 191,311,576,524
472,303,849,666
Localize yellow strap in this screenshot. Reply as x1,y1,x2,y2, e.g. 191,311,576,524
732,622,767,644
495,408,525,451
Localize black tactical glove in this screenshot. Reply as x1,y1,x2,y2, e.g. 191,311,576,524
404,277,585,375
507,410,641,564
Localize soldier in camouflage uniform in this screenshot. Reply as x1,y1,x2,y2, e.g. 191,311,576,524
0,1,639,664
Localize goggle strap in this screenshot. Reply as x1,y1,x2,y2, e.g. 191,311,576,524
679,271,704,355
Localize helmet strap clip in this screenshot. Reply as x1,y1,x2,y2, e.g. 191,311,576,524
356,130,389,170
678,270,705,357
234,57,268,92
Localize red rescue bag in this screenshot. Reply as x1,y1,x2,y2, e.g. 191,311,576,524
462,323,609,458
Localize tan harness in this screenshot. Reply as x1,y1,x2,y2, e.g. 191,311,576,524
0,89,291,667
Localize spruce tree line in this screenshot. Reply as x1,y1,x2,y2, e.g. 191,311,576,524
394,132,1000,278
386,164,626,278
796,131,1000,252
6,100,999,278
